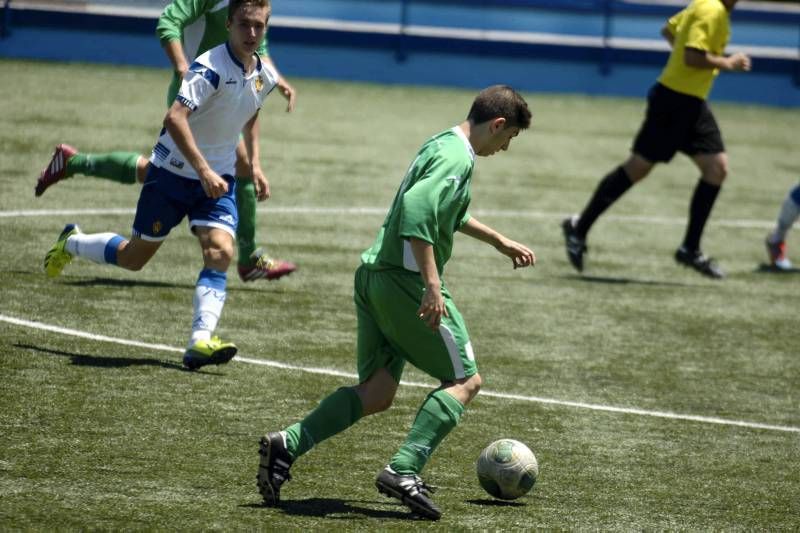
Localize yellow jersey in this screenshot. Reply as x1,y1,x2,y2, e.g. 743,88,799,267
657,0,731,100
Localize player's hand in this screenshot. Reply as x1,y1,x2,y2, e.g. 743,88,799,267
495,238,536,269
252,168,271,201
728,52,751,72
276,77,297,112
417,284,448,331
199,169,229,199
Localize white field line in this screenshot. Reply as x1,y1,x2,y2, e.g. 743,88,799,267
2,314,797,434
0,206,776,229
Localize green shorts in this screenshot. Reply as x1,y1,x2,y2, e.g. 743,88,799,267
354,264,477,384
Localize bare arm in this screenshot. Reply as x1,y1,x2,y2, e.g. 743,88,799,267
458,217,536,269
262,55,297,112
684,47,751,72
409,238,447,331
162,39,189,78
242,111,270,201
164,102,229,198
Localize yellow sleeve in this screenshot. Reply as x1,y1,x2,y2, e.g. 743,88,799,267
665,9,686,37
685,3,722,52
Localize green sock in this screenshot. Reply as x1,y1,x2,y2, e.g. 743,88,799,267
235,177,258,266
283,387,363,460
389,390,464,475
66,152,139,184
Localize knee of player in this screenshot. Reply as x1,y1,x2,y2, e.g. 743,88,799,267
716,162,729,182
372,394,395,414
361,389,395,415
355,382,396,415
465,372,483,398
202,243,234,266
704,155,729,184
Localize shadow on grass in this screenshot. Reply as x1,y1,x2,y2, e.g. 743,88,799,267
64,276,282,294
755,263,800,274
66,277,193,290
465,498,526,507
242,498,413,520
562,274,694,288
3,271,289,295
15,342,188,371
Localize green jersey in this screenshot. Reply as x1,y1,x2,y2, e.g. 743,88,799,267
361,126,476,276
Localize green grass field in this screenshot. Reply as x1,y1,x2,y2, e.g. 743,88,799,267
1,58,798,529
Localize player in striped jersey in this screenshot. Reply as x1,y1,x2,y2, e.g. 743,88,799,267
44,0,278,370
36,0,296,283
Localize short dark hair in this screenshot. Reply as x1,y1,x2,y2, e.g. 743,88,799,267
467,85,531,130
228,0,270,21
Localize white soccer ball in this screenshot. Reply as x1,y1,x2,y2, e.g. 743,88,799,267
476,438,538,500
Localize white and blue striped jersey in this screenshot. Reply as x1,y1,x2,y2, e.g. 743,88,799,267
150,42,278,180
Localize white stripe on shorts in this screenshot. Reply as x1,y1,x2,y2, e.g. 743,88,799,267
189,220,237,239
439,323,466,379
131,228,167,242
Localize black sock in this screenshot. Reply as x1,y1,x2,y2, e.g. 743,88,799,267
576,166,633,238
682,179,721,252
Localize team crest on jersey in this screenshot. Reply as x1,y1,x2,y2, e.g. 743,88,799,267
152,221,163,235
255,77,263,92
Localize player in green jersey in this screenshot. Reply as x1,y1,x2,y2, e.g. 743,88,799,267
256,85,535,520
35,0,297,282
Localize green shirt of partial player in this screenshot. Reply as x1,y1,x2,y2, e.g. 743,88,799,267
156,0,269,103
361,127,475,276
658,0,731,100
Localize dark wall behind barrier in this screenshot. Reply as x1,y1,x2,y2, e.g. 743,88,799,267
1,0,798,106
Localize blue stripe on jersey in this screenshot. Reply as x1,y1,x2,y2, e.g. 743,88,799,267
176,94,197,111
189,61,220,89
197,268,227,291
225,42,245,74
153,142,170,162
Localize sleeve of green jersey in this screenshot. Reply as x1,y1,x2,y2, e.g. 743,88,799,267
156,0,215,43
259,32,269,57
457,210,471,230
399,157,470,244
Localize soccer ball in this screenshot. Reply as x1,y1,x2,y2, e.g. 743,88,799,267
476,438,538,500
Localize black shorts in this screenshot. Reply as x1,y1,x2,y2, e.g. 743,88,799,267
632,83,725,163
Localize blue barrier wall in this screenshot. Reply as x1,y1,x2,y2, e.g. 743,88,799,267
1,0,798,106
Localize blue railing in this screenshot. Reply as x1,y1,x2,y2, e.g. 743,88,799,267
1,0,798,100
0,0,10,39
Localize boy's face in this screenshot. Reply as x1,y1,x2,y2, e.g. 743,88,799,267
478,119,521,157
227,5,269,58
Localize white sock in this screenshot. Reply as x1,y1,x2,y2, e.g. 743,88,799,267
768,185,800,243
65,232,125,264
189,269,227,347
